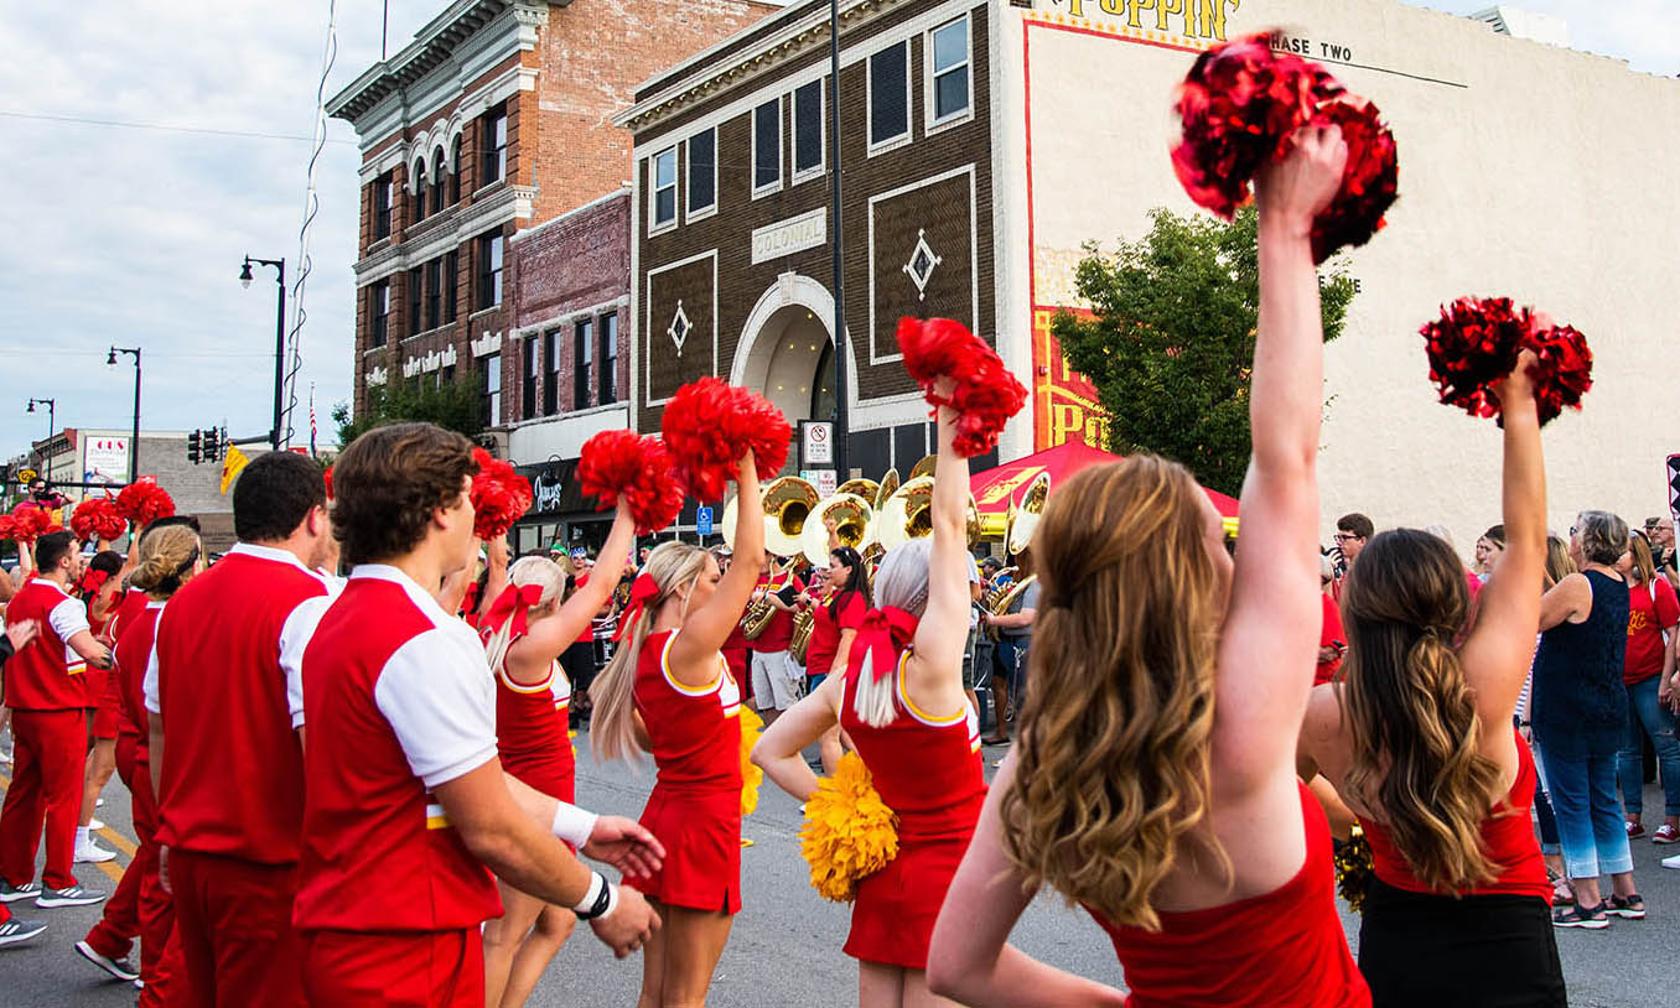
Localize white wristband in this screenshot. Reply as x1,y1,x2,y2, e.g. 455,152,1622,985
571,870,606,914
550,801,599,850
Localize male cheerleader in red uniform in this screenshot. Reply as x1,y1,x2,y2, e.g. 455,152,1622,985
295,422,661,1006
146,452,335,1005
0,531,113,910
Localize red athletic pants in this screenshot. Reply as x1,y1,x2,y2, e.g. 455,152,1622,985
170,849,305,1007
0,709,86,890
302,928,484,1007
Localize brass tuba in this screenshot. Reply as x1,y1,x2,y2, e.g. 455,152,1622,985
908,453,937,482
1007,471,1050,559
799,492,875,566
835,477,879,504
722,475,821,559
875,475,982,553
739,556,794,640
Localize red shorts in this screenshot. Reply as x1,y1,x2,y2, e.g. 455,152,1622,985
845,835,970,970
625,784,740,914
303,928,483,1007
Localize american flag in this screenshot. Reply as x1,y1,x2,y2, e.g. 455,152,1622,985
309,384,318,457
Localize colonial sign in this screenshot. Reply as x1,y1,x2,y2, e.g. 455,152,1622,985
1031,307,1109,451
751,209,827,265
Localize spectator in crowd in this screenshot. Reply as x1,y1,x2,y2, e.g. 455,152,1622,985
1645,516,1677,590
982,550,1039,748
1534,511,1643,926
1331,512,1374,600
1618,531,1679,844
1524,535,1577,899
1316,554,1345,685
1475,524,1507,584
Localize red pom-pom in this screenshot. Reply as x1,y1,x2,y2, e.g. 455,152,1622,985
116,477,175,528
578,430,685,536
70,498,127,544
470,448,533,541
896,317,1027,458
1421,297,1593,427
1307,94,1398,264
0,515,15,544
8,505,57,545
660,378,792,502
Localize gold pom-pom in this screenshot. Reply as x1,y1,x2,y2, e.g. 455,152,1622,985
739,706,764,817
1334,826,1374,914
799,751,899,902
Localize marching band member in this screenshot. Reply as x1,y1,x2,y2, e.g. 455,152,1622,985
590,452,764,1008
746,556,804,727
480,500,636,1008
294,423,660,1006
927,128,1370,1007
798,545,868,773
753,398,985,1008
145,452,335,1005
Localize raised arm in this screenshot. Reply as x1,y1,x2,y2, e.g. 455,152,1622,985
1457,354,1545,739
672,453,764,667
911,402,972,679
1212,126,1346,794
510,502,635,669
481,533,510,619
751,673,844,801
927,751,1128,1007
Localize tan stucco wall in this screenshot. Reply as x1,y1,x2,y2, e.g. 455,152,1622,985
1011,0,1680,552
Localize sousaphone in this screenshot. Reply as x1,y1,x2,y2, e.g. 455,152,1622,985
1007,471,1051,559
721,475,820,558
799,492,875,566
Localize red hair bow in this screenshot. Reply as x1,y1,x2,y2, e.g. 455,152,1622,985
845,606,920,683
481,582,545,640
79,569,111,597
613,573,662,642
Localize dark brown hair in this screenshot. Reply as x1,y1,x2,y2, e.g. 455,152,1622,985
332,423,477,565
233,451,326,542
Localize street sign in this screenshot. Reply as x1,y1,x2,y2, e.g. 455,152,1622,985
696,505,714,536
801,468,838,498
16,468,37,485
801,420,834,466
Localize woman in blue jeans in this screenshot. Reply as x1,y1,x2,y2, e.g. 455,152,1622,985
1618,532,1680,843
1534,510,1644,927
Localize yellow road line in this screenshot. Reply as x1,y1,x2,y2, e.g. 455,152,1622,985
0,769,131,882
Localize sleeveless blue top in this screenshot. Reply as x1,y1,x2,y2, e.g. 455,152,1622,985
1531,569,1628,747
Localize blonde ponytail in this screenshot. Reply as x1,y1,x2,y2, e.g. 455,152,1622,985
482,556,566,674
129,525,202,600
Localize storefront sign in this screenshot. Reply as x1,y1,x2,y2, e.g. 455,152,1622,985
1036,0,1244,42
532,469,567,516
84,437,129,485
751,209,827,265
1031,307,1110,451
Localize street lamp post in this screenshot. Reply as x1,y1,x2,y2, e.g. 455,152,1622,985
240,256,287,451
107,347,142,483
828,0,849,480
25,398,55,475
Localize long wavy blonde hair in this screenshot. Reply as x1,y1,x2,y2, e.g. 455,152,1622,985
999,457,1227,931
1341,529,1503,892
588,540,711,763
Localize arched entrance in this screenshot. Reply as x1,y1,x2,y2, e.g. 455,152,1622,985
731,274,856,472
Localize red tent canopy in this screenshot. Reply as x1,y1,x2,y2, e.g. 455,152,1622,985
970,441,1239,534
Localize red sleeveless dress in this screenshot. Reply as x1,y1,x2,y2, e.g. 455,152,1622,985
1092,784,1370,1007
1358,731,1550,902
626,628,743,913
493,643,574,803
840,650,986,970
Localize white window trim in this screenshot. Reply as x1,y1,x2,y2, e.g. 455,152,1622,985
866,39,914,158
789,79,826,186
750,96,784,199
924,14,974,135
685,128,718,223
649,147,679,235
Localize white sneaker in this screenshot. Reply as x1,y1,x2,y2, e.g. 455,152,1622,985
88,819,106,831
74,840,117,864
1662,852,1680,869
95,797,105,808
0,747,12,764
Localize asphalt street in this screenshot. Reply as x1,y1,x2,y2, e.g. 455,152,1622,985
1,734,1675,1007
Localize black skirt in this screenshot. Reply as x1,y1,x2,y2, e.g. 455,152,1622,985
1358,878,1567,1008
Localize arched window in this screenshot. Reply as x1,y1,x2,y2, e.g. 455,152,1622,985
449,135,463,204
431,149,446,215
413,158,428,221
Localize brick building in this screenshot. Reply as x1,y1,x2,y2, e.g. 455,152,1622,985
326,0,775,447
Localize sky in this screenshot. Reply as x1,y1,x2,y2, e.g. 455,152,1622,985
0,0,1674,465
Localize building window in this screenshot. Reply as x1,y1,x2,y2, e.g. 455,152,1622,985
370,281,390,347
542,330,560,416
573,317,593,411
752,97,782,195
373,172,393,239
929,16,972,126
448,136,462,204
407,267,422,334
792,80,824,180
481,103,507,186
441,364,456,385
650,148,677,231
543,330,560,416
413,159,428,221
686,129,716,219
868,41,911,151
431,149,446,215
598,312,618,405
480,354,502,427
425,258,442,332
522,337,538,422
443,250,459,322
476,231,503,310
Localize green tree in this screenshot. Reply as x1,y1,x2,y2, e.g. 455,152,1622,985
1051,205,1357,496
332,376,484,448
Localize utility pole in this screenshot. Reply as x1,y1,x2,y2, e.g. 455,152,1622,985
828,0,849,480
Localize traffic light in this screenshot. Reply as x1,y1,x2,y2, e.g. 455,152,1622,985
187,430,202,465
203,427,223,463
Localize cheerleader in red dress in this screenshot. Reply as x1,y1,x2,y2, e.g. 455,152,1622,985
754,403,985,1007
479,501,637,1008
590,453,764,1008
76,551,125,863
926,131,1370,1007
